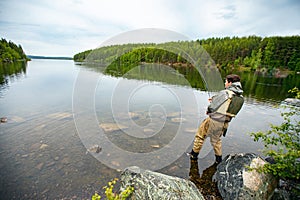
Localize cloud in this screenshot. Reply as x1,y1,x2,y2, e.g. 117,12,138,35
0,0,299,56
216,4,236,20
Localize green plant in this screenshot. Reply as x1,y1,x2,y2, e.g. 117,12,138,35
92,178,134,200
250,87,300,179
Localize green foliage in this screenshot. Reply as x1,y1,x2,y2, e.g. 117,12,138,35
74,36,300,72
289,87,300,99
250,87,300,179
73,49,92,62
0,38,29,63
92,178,134,200
105,47,190,76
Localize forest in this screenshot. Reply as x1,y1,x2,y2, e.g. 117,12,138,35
74,36,300,73
0,38,29,63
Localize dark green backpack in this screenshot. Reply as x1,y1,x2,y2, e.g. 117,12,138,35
227,94,244,115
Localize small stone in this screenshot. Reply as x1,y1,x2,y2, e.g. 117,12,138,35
184,128,198,133
61,157,70,165
0,117,7,123
54,156,60,161
168,165,179,172
87,145,102,153
166,112,180,118
35,162,44,170
46,162,55,167
41,189,49,195
34,124,46,131
39,144,48,150
29,143,41,151
151,144,160,148
111,160,120,167
144,128,155,134
129,112,140,119
171,117,186,123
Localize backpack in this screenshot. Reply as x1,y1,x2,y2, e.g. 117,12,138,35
227,93,244,115
207,90,244,116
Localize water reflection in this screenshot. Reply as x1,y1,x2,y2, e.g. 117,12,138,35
189,159,221,199
82,62,300,104
0,62,27,97
237,71,300,103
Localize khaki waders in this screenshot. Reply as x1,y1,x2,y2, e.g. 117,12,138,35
192,117,228,156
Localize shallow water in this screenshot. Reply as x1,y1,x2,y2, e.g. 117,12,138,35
0,59,290,199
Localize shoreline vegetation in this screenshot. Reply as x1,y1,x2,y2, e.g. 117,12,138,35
74,35,300,75
0,38,73,64
0,38,30,63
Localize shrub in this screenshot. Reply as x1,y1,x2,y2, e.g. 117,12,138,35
92,178,134,200
250,87,300,180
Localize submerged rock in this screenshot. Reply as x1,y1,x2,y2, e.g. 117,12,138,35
170,117,186,123
282,98,300,107
184,128,198,133
10,116,25,123
99,123,128,133
46,112,72,120
87,145,102,154
128,112,140,119
0,117,7,123
150,144,160,148
215,153,278,200
120,166,204,200
39,144,49,150
35,162,44,171
166,112,180,118
143,128,155,134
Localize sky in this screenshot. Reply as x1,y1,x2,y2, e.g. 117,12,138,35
0,0,299,57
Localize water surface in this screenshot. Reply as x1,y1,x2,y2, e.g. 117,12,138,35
0,59,296,199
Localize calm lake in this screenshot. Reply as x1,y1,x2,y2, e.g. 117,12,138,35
0,59,299,199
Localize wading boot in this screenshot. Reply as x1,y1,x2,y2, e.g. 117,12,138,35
188,150,199,161
215,155,222,164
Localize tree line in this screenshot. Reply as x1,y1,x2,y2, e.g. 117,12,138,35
0,38,29,63
74,36,300,72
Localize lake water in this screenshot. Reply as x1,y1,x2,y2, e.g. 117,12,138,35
0,59,298,199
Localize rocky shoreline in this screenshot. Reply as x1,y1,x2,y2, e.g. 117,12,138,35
120,153,299,200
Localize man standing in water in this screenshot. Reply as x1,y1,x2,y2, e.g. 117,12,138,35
189,74,244,164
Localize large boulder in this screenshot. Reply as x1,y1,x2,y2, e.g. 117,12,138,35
215,153,278,200
272,178,300,200
282,98,300,107
120,166,205,200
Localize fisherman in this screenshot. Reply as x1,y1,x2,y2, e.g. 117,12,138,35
189,74,244,164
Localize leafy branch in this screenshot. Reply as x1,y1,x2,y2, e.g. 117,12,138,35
250,87,300,179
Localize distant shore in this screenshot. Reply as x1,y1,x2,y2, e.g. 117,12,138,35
27,55,73,60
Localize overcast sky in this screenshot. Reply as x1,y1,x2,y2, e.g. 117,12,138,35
0,0,299,57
